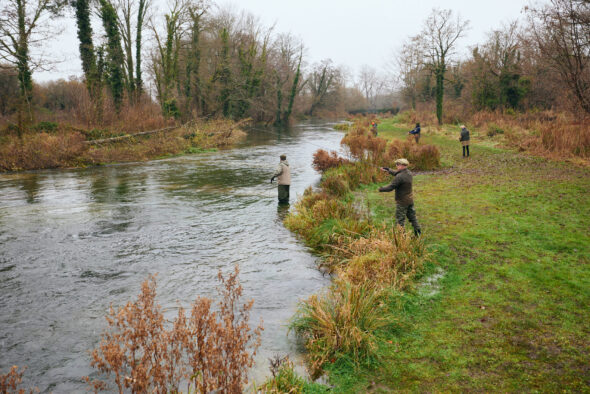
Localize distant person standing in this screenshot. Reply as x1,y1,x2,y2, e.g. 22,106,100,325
409,122,421,143
270,154,291,204
379,158,421,236
459,125,470,157
371,120,378,136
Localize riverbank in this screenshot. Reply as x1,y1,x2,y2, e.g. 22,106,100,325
286,116,590,391
0,119,248,172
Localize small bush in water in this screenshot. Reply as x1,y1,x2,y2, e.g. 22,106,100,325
85,266,262,393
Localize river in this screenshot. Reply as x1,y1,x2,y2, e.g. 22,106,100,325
0,121,344,392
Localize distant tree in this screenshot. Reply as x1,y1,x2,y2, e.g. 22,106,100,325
357,65,386,110
150,0,185,117
272,33,305,125
184,0,208,116
469,22,528,110
526,0,590,116
0,0,65,133
99,0,126,113
395,36,423,110
73,0,102,117
307,59,341,116
134,0,149,98
419,8,469,124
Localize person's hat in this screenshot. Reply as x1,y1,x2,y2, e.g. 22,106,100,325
395,158,409,166
460,125,466,129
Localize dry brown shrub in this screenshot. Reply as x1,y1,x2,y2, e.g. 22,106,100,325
0,131,87,171
382,139,440,171
334,226,426,290
320,174,350,197
470,110,590,160
312,149,349,172
86,266,262,393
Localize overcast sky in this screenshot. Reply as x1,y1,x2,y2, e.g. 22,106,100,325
34,0,530,83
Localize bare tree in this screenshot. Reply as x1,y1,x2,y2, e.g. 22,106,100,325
394,36,424,110
526,0,590,116
419,8,469,124
357,64,386,110
112,0,151,101
0,0,65,132
307,59,342,116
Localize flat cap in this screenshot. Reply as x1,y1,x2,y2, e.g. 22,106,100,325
395,158,409,166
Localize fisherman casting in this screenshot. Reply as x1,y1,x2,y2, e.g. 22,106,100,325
270,154,291,204
379,158,422,236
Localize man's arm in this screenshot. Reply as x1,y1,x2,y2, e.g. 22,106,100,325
379,175,401,192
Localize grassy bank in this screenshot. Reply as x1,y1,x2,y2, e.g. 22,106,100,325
0,119,247,172
287,117,590,391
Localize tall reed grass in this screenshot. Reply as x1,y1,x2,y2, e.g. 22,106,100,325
290,281,387,375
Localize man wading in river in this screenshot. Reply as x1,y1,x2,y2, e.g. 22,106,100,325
379,158,422,236
270,154,291,204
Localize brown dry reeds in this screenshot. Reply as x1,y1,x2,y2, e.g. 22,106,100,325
290,281,387,375
0,131,87,171
86,266,262,393
0,366,34,394
334,226,425,290
312,149,349,172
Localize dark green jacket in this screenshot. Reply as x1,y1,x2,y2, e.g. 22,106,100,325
379,168,414,206
460,128,470,141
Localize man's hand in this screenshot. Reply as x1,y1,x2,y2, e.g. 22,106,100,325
380,167,390,172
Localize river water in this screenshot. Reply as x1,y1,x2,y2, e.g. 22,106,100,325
0,122,343,392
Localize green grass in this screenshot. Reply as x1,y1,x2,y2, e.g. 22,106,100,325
319,116,590,392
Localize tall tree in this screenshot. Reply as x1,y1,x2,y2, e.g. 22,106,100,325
184,1,207,116
99,0,126,112
0,0,64,132
526,0,590,115
74,0,102,116
307,59,341,116
419,8,469,124
134,0,149,98
150,0,184,117
395,36,423,110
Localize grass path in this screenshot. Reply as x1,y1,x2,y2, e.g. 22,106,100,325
327,119,590,392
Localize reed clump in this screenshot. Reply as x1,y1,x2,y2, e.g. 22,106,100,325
85,266,262,393
290,281,387,376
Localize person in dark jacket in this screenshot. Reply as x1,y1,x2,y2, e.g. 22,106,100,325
408,122,421,143
379,158,421,236
270,154,291,204
459,125,470,157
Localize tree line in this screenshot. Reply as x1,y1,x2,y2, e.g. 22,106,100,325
0,0,587,134
0,0,357,132
395,1,590,123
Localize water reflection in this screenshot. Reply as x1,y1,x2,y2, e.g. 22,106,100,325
20,174,41,204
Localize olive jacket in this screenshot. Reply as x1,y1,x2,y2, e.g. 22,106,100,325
379,168,414,206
